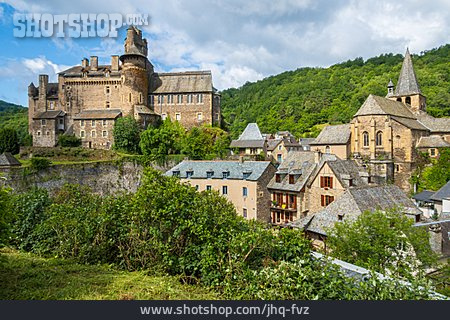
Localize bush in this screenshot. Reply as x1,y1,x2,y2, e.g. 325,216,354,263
58,135,81,147
0,128,20,154
30,157,51,171
0,183,12,246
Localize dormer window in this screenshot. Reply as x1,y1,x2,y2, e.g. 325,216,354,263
289,175,295,184
172,170,180,177
338,214,344,221
222,171,230,179
206,170,214,179
186,170,194,178
275,174,281,183
243,171,252,180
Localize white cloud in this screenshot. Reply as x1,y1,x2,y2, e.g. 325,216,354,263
1,0,450,93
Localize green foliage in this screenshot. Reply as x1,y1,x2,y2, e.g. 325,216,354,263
139,118,185,162
0,100,29,146
221,45,450,138
182,126,230,160
30,157,51,171
0,183,12,246
0,127,20,154
412,148,450,191
58,135,81,147
327,208,437,279
113,116,141,154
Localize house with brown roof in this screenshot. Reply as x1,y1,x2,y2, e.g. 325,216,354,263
28,26,220,149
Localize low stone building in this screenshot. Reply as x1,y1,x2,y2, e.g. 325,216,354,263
166,160,276,222
309,124,351,160
266,133,301,163
230,123,267,158
0,152,21,169
416,136,450,158
291,185,422,250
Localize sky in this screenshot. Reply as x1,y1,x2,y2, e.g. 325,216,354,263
0,0,449,106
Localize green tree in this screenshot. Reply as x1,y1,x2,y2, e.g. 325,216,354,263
58,134,81,147
182,126,230,160
413,148,450,191
113,116,141,154
327,208,437,279
0,128,20,154
0,181,12,246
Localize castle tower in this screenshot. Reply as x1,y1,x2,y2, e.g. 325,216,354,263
388,48,426,113
119,26,154,117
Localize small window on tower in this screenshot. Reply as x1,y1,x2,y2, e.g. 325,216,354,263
175,113,181,121
105,86,110,94
105,101,110,109
405,96,411,105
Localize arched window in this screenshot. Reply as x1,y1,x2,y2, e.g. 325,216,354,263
376,131,383,146
325,146,330,154
396,98,402,102
363,132,369,147
405,96,411,105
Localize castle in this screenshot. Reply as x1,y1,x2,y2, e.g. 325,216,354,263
310,49,450,191
28,26,221,149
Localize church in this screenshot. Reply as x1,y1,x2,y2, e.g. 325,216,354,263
310,49,450,191
28,26,221,150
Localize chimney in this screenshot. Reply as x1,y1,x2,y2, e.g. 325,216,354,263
38,74,48,100
81,58,89,68
90,56,98,71
239,156,244,164
314,149,322,163
111,55,119,71
358,171,370,184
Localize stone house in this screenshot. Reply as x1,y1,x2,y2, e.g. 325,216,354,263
309,124,351,160
28,26,221,150
416,136,450,158
166,160,276,222
230,123,267,158
430,181,450,216
266,135,301,163
0,152,21,168
291,185,422,250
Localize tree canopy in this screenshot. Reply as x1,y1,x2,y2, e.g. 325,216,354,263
112,116,141,154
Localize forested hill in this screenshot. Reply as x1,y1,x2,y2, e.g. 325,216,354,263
0,100,28,145
221,44,450,138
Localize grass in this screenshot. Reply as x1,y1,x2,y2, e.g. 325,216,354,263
0,248,219,300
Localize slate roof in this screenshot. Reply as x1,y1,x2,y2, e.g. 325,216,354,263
416,136,450,148
310,124,351,145
417,113,450,133
394,49,421,96
290,185,421,236
134,105,158,115
150,71,214,93
390,116,428,131
354,94,416,119
73,109,122,120
430,181,450,202
29,83,59,98
0,152,21,167
165,160,273,181
412,190,435,203
33,110,65,119
267,151,316,192
230,123,266,148
59,65,119,77
266,139,282,151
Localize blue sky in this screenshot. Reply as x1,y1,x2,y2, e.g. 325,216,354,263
0,0,449,106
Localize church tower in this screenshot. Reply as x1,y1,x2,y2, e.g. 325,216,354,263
387,48,426,114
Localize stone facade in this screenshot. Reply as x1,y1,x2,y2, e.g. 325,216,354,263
29,26,221,149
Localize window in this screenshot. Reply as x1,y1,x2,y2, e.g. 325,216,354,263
397,97,402,102
376,131,383,146
206,170,214,179
81,120,85,127
396,164,400,172
197,112,203,121
321,195,335,206
243,208,247,218
80,130,85,138
103,120,107,126
243,187,248,197
275,174,281,183
186,170,194,178
243,172,251,180
46,131,50,136
363,131,369,147
59,118,64,125
277,154,282,162
91,130,96,138
129,93,132,102
197,94,203,104
320,176,333,189
278,145,282,151
157,95,163,104
92,120,96,127
338,214,344,221
41,119,46,126
325,146,330,154
49,101,55,110
405,96,411,105
222,186,228,195
105,101,110,109
195,185,199,190
175,113,181,121
102,130,107,137
149,95,154,105
187,94,193,104
37,131,41,136
139,93,143,104
172,170,180,177
222,171,229,179
105,86,110,94
161,113,167,120
167,95,173,104
177,94,183,104
289,175,295,184
206,185,212,191
430,148,436,156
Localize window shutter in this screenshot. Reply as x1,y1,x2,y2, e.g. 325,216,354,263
330,177,333,188
320,177,324,188
321,195,324,206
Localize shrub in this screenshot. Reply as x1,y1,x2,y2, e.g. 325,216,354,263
0,183,12,246
113,116,141,154
30,157,51,171
58,135,81,147
0,128,20,154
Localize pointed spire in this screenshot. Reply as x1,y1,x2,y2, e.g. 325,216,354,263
386,79,395,97
394,48,421,96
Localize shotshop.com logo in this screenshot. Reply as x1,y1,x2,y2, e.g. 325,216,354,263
13,13,149,38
